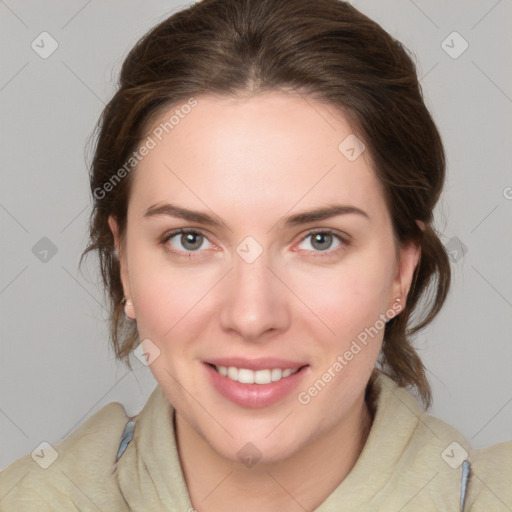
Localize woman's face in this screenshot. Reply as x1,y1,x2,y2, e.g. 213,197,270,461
110,91,419,464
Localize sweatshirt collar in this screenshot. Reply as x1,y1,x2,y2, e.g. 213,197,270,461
115,385,193,511
114,372,457,510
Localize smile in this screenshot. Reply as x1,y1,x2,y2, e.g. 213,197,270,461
204,362,309,408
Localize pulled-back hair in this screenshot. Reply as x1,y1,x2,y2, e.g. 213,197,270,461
81,0,451,407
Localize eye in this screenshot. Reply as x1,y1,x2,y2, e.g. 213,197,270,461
161,229,213,255
296,229,348,256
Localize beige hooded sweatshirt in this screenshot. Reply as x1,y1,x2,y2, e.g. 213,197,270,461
1,372,510,511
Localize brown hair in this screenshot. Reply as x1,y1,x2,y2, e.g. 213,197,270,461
81,0,450,408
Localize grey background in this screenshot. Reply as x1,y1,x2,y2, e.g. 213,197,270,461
1,0,511,471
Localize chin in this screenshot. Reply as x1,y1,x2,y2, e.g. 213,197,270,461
216,436,300,467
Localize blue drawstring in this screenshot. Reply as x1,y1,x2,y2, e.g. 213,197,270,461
116,420,136,462
460,460,471,511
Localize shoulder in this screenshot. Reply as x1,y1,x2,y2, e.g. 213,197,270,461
465,441,512,510
370,374,512,510
0,401,130,512
417,412,512,509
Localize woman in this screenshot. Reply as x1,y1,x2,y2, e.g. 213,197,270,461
1,0,510,510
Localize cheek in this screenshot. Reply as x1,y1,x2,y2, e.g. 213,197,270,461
293,251,394,344
292,255,393,412
126,244,202,341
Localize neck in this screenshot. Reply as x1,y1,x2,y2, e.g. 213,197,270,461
175,386,375,512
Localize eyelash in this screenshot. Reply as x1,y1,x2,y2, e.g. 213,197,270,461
159,228,350,259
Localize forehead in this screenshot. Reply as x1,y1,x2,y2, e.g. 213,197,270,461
130,92,387,221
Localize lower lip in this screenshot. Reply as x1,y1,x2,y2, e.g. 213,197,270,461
203,363,309,409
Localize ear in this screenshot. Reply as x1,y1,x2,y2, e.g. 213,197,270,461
389,220,424,307
108,215,136,320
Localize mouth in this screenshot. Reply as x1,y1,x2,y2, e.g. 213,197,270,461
203,360,310,408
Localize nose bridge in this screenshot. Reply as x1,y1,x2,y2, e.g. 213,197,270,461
218,244,289,340
233,247,272,294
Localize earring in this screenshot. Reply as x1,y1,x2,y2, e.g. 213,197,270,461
385,297,403,323
121,297,134,319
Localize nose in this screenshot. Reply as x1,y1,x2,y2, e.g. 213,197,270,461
218,250,291,343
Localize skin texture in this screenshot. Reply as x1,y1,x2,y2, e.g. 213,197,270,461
109,91,420,511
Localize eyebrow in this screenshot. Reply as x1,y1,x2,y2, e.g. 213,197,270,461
143,202,370,228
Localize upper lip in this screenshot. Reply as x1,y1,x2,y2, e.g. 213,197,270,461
205,357,308,371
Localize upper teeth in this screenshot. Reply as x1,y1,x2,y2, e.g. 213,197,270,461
215,366,299,384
